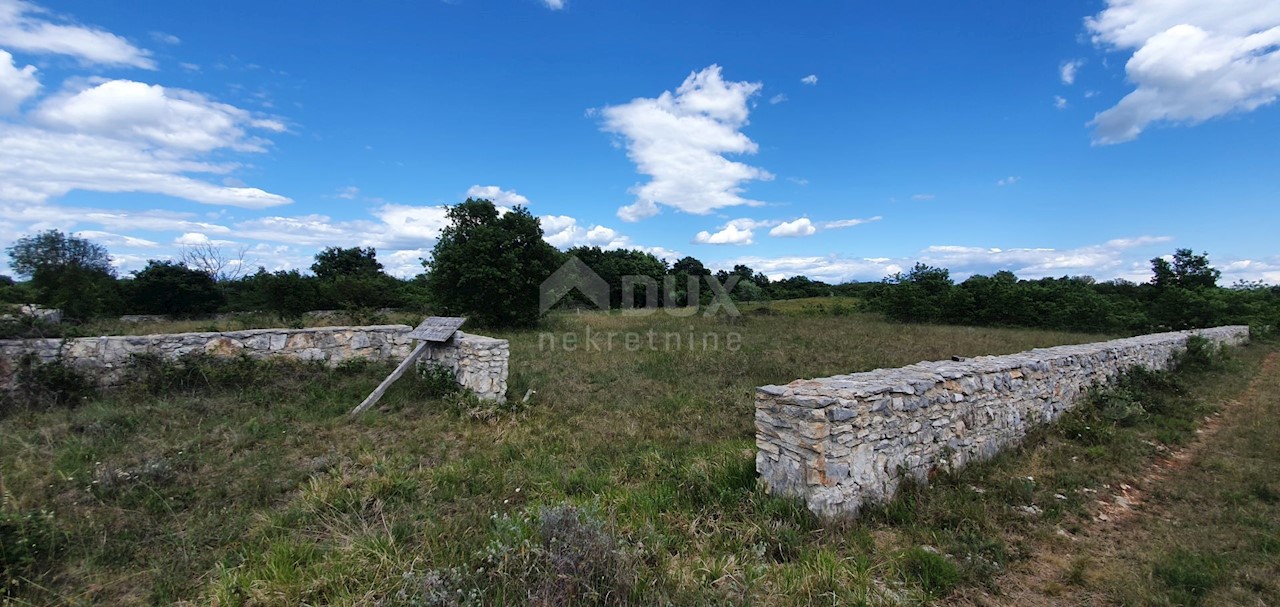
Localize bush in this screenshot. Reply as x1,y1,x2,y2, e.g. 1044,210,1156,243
7,352,96,412
479,504,639,605
418,363,460,399
123,352,269,396
0,508,62,594
127,260,224,317
1176,335,1226,373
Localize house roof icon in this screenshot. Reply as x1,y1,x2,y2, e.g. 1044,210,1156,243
540,256,610,314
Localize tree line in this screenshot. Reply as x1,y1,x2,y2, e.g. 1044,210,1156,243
3,198,1278,334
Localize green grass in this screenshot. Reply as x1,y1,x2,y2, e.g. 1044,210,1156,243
0,311,1270,606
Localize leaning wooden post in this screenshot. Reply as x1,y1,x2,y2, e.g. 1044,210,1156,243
348,316,467,419
348,341,431,418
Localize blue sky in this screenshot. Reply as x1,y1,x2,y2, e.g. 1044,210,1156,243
1,0,1278,283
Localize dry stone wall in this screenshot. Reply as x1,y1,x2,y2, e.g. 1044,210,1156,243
755,326,1250,519
0,325,509,402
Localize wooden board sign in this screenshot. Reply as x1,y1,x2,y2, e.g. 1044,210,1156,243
406,316,466,343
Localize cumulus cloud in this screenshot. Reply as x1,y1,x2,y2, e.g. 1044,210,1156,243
801,74,819,85
33,80,286,153
0,0,155,68
600,64,772,221
997,176,1021,186
1060,59,1084,84
465,184,531,207
1054,95,1069,109
543,0,565,9
692,215,878,243
0,49,39,113
541,215,632,249
335,186,359,200
693,223,755,245
1086,0,1280,144
768,217,816,238
769,93,787,104
0,77,290,209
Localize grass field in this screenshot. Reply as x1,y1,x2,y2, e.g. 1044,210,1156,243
0,310,1273,605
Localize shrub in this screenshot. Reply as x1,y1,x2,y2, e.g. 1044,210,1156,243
7,352,96,411
1176,335,1226,373
418,363,460,399
0,508,62,594
127,260,224,317
124,352,268,396
479,504,639,606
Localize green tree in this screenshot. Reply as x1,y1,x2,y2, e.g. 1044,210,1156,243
5,230,121,319
128,260,225,317
261,269,322,320
311,246,383,279
310,247,404,310
423,198,563,328
1151,249,1221,290
879,263,953,323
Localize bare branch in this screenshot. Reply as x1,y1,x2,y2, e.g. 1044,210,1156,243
179,243,253,282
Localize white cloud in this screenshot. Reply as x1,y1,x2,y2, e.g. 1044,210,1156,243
911,193,936,201
335,186,359,200
725,235,1177,284
600,64,772,221
74,230,159,249
465,184,531,207
1054,95,1069,110
540,215,631,249
769,93,787,104
0,124,291,208
801,74,819,85
1086,0,1280,144
33,80,285,153
997,176,1021,186
150,31,180,45
821,216,881,229
768,217,817,238
1060,59,1084,85
787,177,809,186
0,49,39,113
543,0,566,9
693,223,755,245
0,0,155,68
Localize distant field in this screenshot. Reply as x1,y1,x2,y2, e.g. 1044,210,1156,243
1,312,1270,606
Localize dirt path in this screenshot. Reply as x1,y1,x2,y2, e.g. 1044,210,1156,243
954,351,1280,607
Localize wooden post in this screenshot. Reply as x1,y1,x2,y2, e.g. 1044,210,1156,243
348,341,431,419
